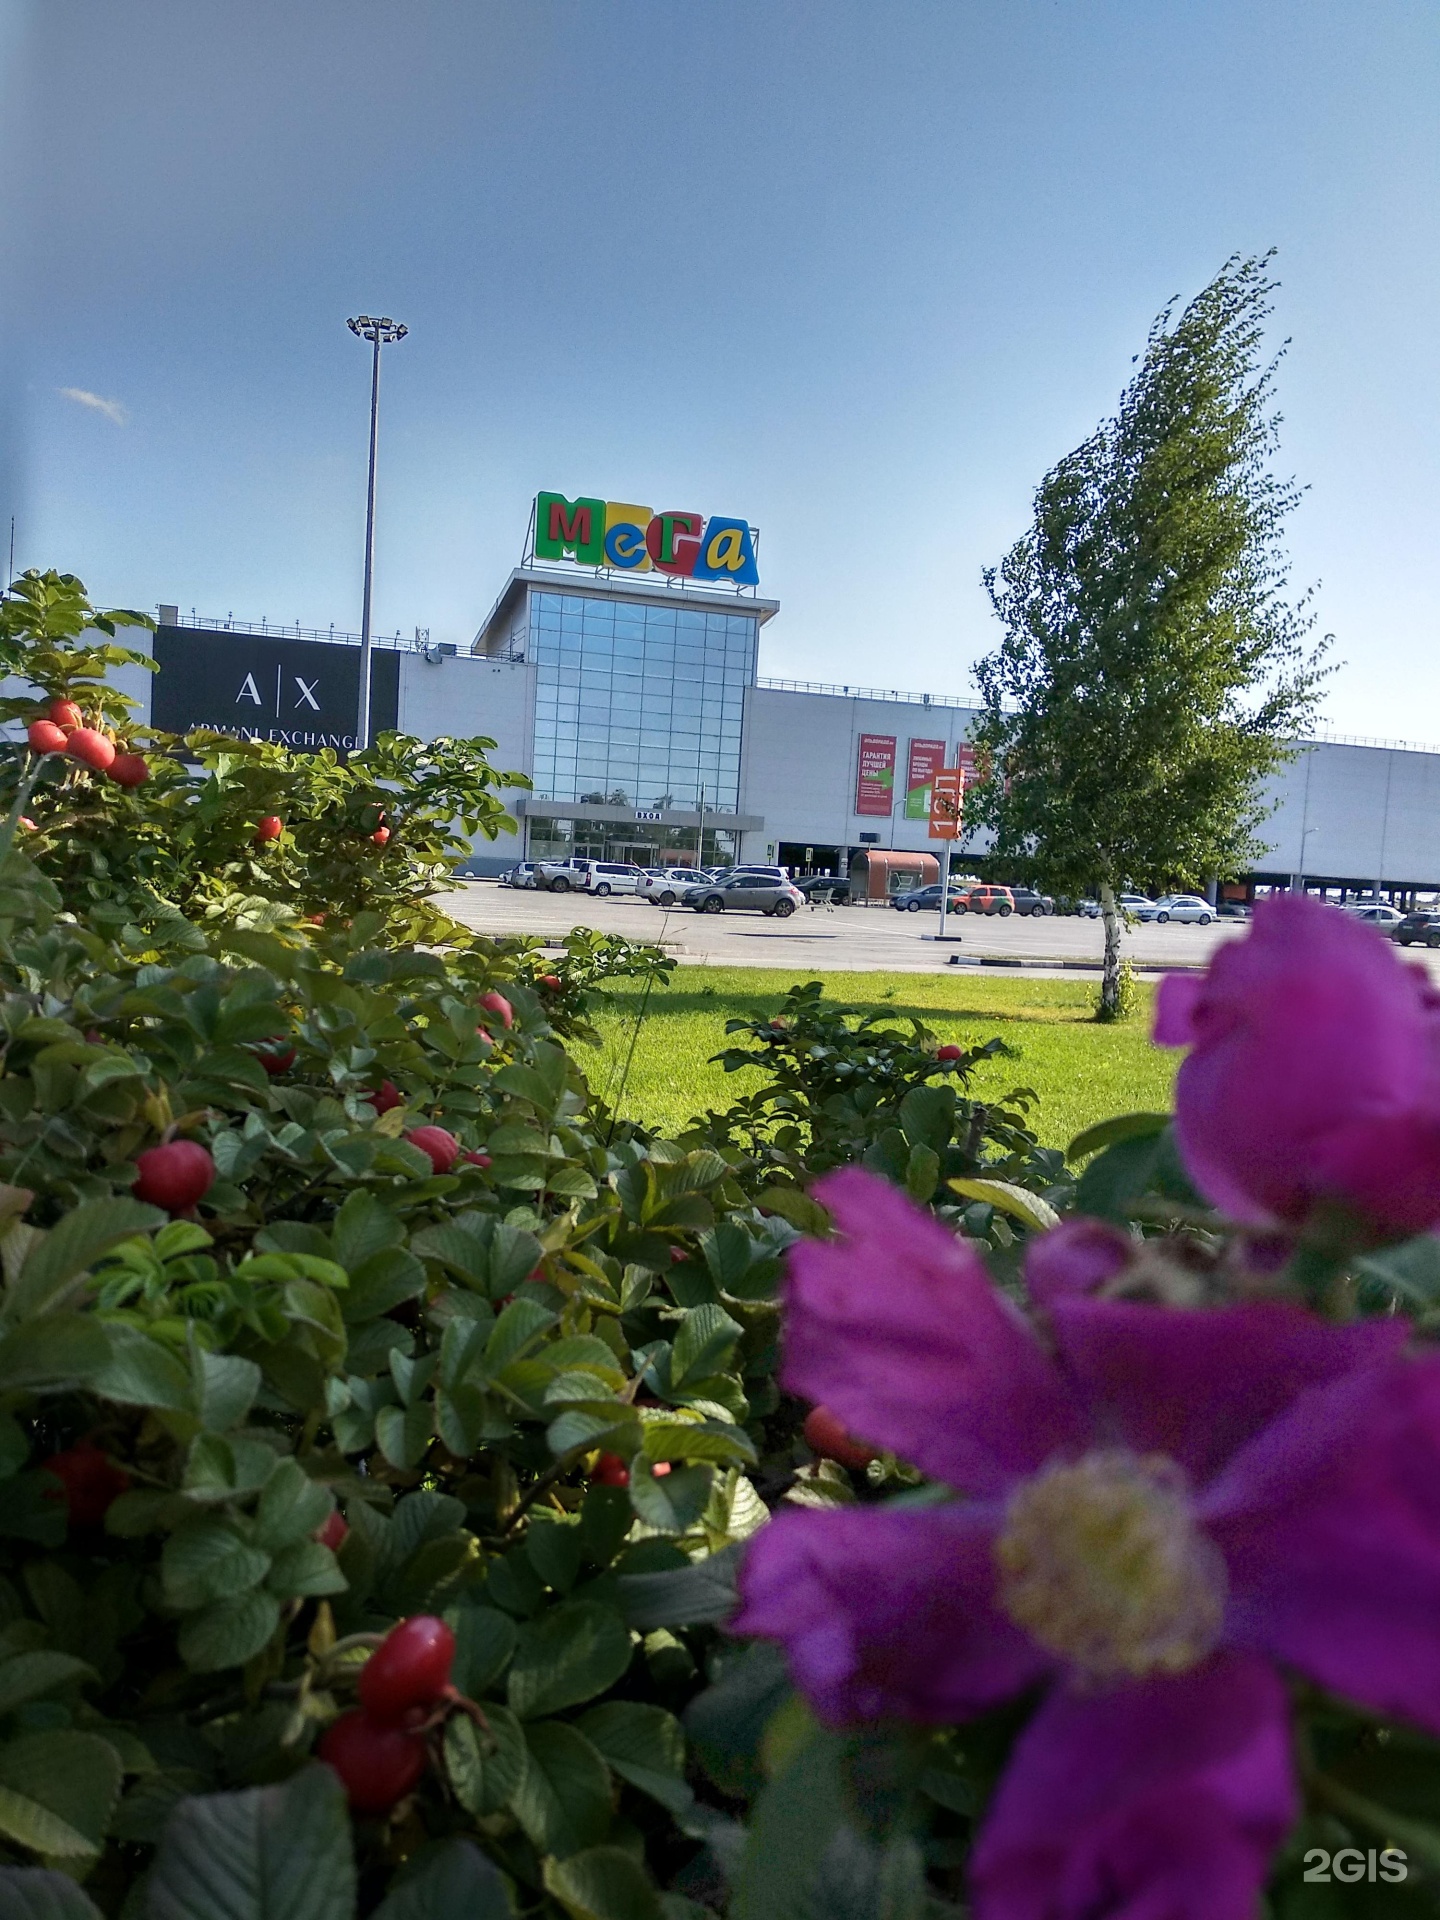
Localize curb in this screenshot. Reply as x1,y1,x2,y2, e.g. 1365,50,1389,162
948,955,1207,973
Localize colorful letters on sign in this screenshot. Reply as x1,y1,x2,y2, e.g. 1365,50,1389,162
535,493,760,586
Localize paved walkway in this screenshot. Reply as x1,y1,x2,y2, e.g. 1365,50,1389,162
442,881,1248,976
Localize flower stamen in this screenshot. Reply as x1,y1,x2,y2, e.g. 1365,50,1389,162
996,1449,1225,1681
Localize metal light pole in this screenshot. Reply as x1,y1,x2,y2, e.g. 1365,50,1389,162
346,314,408,749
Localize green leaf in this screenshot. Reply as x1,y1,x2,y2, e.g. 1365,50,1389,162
146,1763,354,1920
267,1540,347,1598
945,1177,1059,1231
375,1401,433,1470
618,1542,742,1630
483,1299,558,1376
753,1187,830,1236
626,1461,712,1535
732,1724,847,1920
574,1702,690,1813
0,1732,123,1860
254,1460,333,1552
87,1324,192,1409
670,1304,742,1387
903,1143,940,1202
194,1350,261,1432
163,1520,271,1609
897,1083,955,1153
445,1602,517,1697
1066,1110,1171,1162
543,1848,663,1920
371,1839,514,1920
0,1318,111,1393
507,1601,633,1720
8,1199,164,1321
177,1589,281,1672
0,1652,96,1717
0,1870,105,1918
510,1720,612,1859
443,1705,526,1816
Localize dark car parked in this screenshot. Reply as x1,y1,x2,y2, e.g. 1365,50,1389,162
1395,912,1440,948
891,883,965,913
1008,887,1055,917
798,874,850,903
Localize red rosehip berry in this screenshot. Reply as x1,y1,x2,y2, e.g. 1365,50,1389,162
18,817,36,833
48,699,83,730
404,1125,459,1174
65,728,116,773
358,1616,456,1724
315,1509,348,1551
539,974,562,992
255,815,284,845
479,990,513,1030
371,826,390,846
803,1405,877,1470
936,1044,963,1064
319,1710,426,1813
108,752,150,788
462,1150,491,1168
44,1442,130,1527
367,1080,403,1114
592,1452,630,1487
132,1140,215,1213
26,720,69,755
476,1025,493,1046
253,1040,296,1075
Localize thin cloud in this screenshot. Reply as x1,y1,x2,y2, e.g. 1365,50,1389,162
59,387,128,426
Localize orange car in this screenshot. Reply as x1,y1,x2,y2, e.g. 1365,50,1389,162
954,885,1015,916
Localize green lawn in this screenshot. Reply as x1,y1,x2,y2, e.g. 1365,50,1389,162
586,966,1177,1148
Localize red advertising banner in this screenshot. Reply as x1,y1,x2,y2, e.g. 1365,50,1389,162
855,734,897,816
929,767,964,839
903,738,948,820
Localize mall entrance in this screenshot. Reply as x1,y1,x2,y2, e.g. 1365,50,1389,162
527,814,738,869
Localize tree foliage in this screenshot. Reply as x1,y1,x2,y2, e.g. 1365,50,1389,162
967,254,1330,1011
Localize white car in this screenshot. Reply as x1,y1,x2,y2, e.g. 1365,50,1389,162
500,861,539,889
1342,901,1405,928
639,867,711,906
1150,894,1215,925
535,858,591,892
578,860,645,897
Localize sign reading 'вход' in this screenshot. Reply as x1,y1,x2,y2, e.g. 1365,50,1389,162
534,493,760,586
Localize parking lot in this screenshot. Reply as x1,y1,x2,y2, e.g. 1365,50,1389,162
444,879,1253,975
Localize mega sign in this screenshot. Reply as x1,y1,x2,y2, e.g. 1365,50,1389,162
535,492,759,586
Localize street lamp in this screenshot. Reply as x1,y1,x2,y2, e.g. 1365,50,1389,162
346,314,408,749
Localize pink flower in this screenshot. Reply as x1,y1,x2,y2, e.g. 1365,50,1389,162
1154,894,1440,1238
735,1170,1440,1920
1023,1216,1132,1304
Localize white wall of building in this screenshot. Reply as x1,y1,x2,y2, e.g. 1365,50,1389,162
1256,741,1440,887
396,651,534,872
738,688,990,863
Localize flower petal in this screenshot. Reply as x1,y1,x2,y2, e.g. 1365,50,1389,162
1024,1217,1132,1305
1153,971,1204,1046
734,1503,1050,1725
1051,1294,1408,1485
970,1652,1297,1920
786,1168,1086,1492
1207,1353,1440,1733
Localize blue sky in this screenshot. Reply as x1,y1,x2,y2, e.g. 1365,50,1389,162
5,1,1437,736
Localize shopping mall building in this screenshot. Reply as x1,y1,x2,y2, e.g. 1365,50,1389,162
134,489,1440,900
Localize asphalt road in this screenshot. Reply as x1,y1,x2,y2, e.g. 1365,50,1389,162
442,881,1249,976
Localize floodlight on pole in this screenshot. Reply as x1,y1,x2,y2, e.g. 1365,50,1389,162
346,314,408,749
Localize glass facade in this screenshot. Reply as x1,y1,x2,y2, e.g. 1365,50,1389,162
529,590,756,813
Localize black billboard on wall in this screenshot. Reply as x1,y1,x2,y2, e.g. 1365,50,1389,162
150,626,399,753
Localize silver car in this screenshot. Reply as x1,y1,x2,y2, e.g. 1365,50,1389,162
689,874,804,917
1150,894,1215,925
